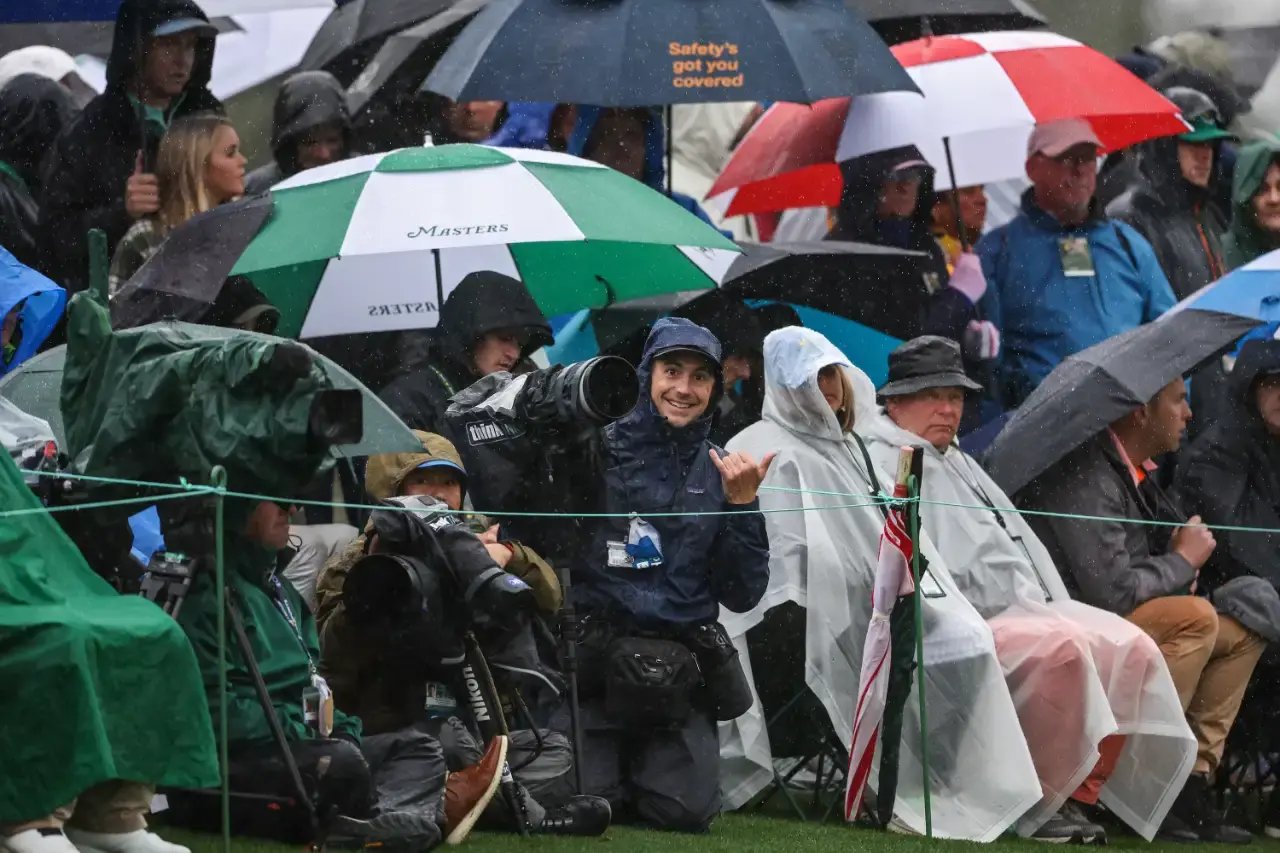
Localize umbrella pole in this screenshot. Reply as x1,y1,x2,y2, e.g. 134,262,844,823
908,468,932,838
665,104,674,194
942,136,968,254
433,248,445,314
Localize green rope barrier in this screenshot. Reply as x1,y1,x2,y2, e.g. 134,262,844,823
0,487,216,518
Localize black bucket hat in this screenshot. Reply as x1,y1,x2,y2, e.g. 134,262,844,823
878,335,982,399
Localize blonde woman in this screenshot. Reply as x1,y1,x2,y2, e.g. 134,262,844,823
108,113,246,295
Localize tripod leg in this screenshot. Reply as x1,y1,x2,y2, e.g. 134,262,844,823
224,591,320,840
556,567,586,795
462,633,532,836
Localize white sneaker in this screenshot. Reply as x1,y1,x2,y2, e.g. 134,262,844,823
63,829,189,853
1,829,79,853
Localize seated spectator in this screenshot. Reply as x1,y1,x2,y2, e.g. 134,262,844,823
244,71,351,196
931,184,988,272
977,119,1175,408
442,100,506,143
380,271,552,433
1223,137,1280,270
314,431,609,837
175,497,505,848
1179,338,1280,594
108,114,247,295
721,325,1043,840
1017,377,1276,843
863,336,1194,842
38,0,223,292
0,74,78,271
0,451,215,853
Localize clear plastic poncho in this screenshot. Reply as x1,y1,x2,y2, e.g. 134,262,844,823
862,414,1195,839
720,327,1043,841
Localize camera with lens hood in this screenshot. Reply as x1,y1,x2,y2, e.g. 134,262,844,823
444,356,639,560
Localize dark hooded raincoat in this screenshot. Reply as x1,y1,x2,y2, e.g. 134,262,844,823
379,271,553,435
37,0,222,292
244,70,352,196
0,74,78,271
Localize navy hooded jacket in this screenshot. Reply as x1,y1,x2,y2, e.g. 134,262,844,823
572,317,770,629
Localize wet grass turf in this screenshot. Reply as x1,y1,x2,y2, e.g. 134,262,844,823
159,811,1280,853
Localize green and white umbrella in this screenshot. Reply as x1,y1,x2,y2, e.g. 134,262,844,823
229,144,741,339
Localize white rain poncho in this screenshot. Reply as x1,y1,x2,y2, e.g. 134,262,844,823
720,327,1042,841
862,414,1196,839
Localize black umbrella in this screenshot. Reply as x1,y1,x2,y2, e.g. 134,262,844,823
725,240,933,341
110,193,273,329
298,0,461,84
588,240,925,361
345,0,488,116
984,309,1262,496
424,0,919,106
850,0,1045,44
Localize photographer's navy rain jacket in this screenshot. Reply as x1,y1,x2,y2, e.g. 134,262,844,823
573,317,770,630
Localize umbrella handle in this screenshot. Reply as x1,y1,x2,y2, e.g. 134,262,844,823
88,229,109,305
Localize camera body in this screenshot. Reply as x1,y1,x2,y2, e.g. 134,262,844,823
342,496,536,678
444,357,639,560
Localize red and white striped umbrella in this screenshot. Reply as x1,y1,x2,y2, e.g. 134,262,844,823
710,31,1187,217
844,450,917,823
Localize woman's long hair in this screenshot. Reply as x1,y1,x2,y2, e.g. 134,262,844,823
154,112,234,237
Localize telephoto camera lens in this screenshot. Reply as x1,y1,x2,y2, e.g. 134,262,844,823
555,355,638,422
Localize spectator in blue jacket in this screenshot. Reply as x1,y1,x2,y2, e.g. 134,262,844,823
977,119,1177,407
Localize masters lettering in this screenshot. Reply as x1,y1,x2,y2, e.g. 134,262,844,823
407,223,511,238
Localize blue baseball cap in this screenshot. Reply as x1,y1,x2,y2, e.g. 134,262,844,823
152,17,217,38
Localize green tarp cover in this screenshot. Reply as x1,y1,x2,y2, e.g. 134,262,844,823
0,448,218,821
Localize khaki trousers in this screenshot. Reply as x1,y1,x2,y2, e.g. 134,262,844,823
1127,595,1265,775
2,781,154,838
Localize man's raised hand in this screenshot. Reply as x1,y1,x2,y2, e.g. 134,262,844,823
710,448,777,505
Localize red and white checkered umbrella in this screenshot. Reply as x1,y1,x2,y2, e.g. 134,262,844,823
710,31,1187,216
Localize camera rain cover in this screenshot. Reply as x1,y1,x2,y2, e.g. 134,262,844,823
60,289,341,500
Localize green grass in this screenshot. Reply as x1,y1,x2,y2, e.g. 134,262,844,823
158,812,1280,853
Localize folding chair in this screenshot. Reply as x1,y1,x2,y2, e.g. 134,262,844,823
744,602,849,823
1217,649,1280,830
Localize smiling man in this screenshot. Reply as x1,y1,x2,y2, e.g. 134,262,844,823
975,119,1176,409
564,316,772,833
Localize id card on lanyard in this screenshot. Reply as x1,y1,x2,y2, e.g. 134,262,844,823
271,576,334,736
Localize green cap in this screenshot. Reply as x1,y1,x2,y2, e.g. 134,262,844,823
1178,115,1237,144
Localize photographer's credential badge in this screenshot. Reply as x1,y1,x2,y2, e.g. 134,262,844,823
608,517,664,570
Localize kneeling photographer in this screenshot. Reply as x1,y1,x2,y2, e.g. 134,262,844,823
447,317,773,832
315,433,610,837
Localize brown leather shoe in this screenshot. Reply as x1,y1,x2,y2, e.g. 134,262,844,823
443,734,508,845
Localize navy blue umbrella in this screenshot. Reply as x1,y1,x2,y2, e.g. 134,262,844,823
424,0,919,105
3,0,332,23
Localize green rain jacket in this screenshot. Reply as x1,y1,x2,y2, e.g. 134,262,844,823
178,527,361,748
1223,137,1280,270
0,451,218,822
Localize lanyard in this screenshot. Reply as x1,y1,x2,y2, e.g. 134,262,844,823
0,161,28,196
270,575,317,677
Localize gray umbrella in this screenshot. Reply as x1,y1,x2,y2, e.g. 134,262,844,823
0,337,419,459
983,309,1262,496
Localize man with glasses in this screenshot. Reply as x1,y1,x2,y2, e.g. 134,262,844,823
975,119,1177,409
